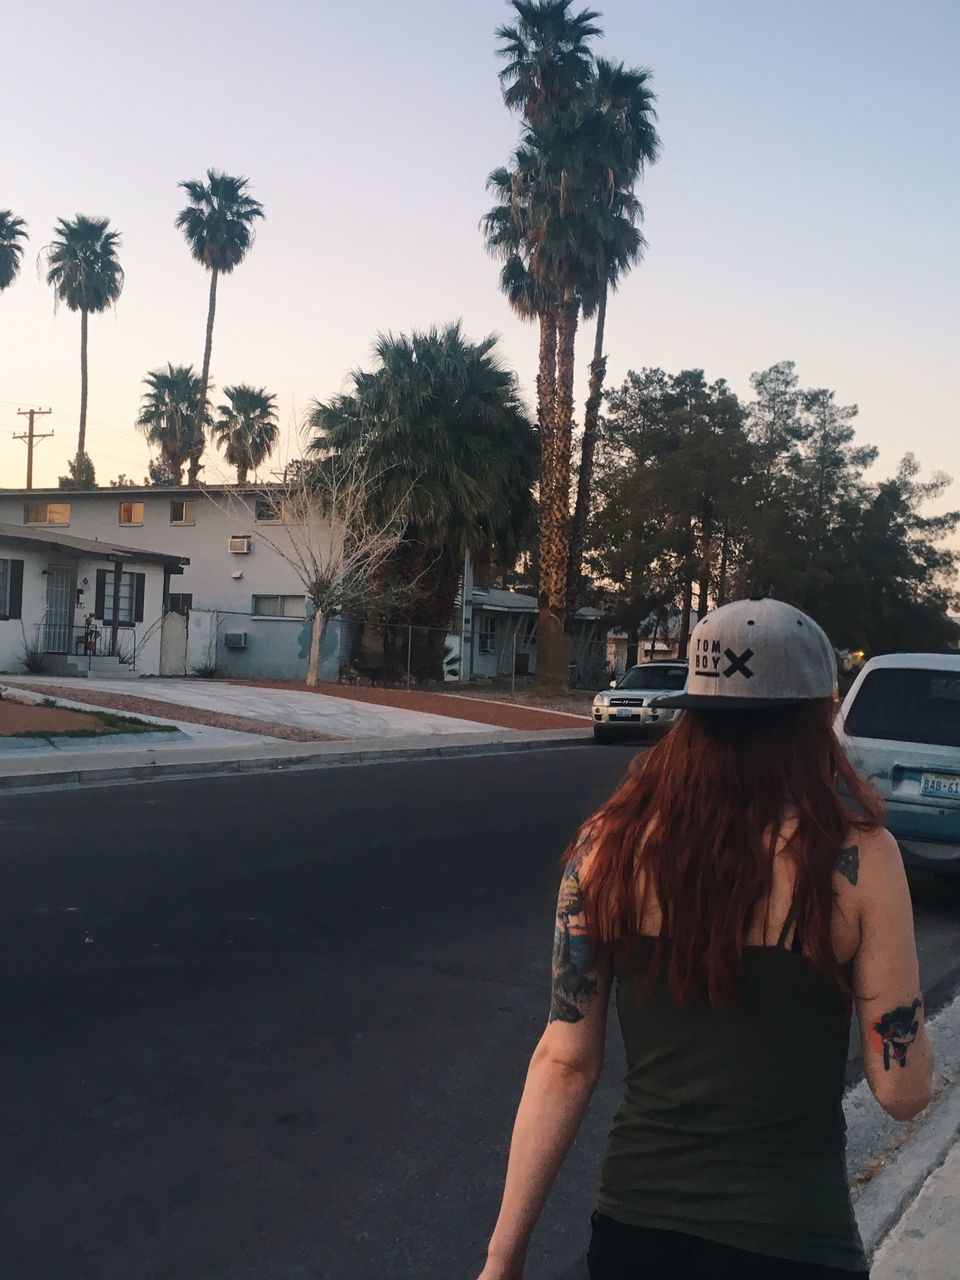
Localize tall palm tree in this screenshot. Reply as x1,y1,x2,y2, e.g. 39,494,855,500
176,170,264,437
0,211,28,292
41,215,124,471
135,364,208,486
213,384,279,483
566,58,660,618
488,0,603,686
308,323,537,680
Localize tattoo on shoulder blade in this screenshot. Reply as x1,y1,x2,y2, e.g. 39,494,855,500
836,845,860,887
549,860,598,1024
871,997,923,1070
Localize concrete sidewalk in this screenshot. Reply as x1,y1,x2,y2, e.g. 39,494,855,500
851,989,960,1278
871,1137,960,1278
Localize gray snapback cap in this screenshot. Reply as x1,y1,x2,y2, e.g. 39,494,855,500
654,597,838,710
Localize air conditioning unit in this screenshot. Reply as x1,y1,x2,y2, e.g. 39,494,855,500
229,535,252,554
224,631,247,650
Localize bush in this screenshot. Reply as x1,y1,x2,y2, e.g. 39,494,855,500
20,637,49,675
191,661,218,679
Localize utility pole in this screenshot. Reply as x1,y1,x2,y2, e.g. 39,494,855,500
13,408,54,490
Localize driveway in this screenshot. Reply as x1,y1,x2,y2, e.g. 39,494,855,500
3,677,489,740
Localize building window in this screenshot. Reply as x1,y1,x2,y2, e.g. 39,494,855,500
167,593,193,616
252,594,306,619
95,569,145,625
0,558,24,620
255,496,284,523
169,500,196,525
24,501,71,526
478,614,498,654
119,500,145,526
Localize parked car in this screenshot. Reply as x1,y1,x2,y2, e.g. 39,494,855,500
835,653,960,877
592,660,688,743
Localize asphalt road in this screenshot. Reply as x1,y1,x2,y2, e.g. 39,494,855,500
2,745,958,1280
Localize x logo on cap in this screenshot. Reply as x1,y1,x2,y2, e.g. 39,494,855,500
723,648,754,679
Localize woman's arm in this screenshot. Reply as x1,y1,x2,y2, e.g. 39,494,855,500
851,828,934,1121
478,854,613,1280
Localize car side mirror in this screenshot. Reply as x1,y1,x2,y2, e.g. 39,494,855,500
609,679,617,688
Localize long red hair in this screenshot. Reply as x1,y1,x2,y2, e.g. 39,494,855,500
575,700,883,1007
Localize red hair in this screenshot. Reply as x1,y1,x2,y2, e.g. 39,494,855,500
575,700,883,1008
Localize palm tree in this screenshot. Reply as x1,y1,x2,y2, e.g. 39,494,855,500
566,58,660,618
496,0,601,125
176,170,264,437
488,0,603,686
213,384,279,483
135,364,208,486
41,215,124,471
308,323,537,680
0,211,28,292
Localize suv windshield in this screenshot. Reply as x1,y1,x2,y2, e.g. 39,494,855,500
845,668,960,749
616,665,687,692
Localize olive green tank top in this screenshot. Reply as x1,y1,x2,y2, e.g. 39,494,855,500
597,933,867,1273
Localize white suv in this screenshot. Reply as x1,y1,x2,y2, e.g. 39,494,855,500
592,661,688,744
836,653,960,876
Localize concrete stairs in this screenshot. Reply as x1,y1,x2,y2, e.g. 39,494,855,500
86,656,140,680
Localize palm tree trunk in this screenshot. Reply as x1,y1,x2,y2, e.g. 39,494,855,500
196,266,218,434
77,307,89,465
677,574,694,659
717,521,730,606
566,280,607,625
536,291,579,690
236,464,248,485
697,511,713,618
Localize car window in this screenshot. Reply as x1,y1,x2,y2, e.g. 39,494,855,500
617,665,687,692
845,668,960,749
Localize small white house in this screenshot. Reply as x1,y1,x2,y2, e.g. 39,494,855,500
456,557,607,687
0,523,188,676
0,486,343,681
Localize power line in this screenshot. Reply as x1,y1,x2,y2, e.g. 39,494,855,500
13,408,54,490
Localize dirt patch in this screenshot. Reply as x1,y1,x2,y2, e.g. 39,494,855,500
221,678,590,731
6,682,341,742
0,699,109,737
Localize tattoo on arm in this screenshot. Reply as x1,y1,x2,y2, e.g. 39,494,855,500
836,845,860,887
549,859,598,1024
871,997,923,1070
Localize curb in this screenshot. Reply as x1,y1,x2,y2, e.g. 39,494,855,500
855,1076,960,1257
0,729,595,794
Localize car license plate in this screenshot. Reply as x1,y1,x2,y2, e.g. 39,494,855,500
616,707,633,719
920,772,960,799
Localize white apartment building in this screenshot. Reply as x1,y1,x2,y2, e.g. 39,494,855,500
0,486,343,680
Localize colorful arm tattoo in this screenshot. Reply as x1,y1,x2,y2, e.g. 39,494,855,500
549,859,598,1024
871,997,923,1070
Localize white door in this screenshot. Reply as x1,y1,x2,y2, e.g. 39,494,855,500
43,565,74,653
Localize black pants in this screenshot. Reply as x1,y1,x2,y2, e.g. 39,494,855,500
588,1212,870,1280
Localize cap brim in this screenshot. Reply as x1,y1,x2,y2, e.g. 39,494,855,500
650,694,813,711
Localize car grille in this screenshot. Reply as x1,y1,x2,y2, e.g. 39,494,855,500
610,698,643,707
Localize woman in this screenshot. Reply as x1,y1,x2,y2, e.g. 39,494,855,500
478,599,933,1280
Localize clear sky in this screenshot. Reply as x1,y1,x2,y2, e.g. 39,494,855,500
2,0,958,527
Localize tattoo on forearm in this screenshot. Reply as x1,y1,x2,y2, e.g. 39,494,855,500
549,860,598,1024
836,845,860,887
872,997,923,1070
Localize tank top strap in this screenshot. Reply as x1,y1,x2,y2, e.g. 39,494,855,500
775,898,803,953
